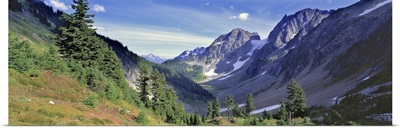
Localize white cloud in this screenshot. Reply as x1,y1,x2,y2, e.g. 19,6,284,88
229,16,237,19
93,4,106,12
229,13,250,21
238,13,250,21
92,26,114,31
49,0,68,10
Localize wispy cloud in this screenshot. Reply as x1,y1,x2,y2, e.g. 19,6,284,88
49,0,68,10
94,23,216,58
93,4,106,12
229,5,235,10
92,26,114,31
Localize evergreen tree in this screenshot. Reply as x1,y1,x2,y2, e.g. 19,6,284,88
54,0,105,67
278,101,288,122
151,70,166,111
138,65,152,107
233,103,241,118
245,93,255,116
213,99,220,117
224,94,234,119
194,111,202,125
286,79,307,121
207,101,214,119
262,110,268,119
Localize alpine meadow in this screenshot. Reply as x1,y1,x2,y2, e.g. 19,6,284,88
8,0,392,126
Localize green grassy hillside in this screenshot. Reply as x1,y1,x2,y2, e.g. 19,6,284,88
8,32,167,126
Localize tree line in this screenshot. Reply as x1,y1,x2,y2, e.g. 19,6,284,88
205,79,307,125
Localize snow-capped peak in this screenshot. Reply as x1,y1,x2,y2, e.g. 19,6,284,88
141,54,165,64
174,47,206,60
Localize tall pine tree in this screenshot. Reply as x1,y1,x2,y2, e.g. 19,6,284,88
213,99,220,118
278,101,288,122
245,93,255,116
151,70,166,112
207,101,214,119
138,65,152,107
224,94,234,119
286,79,307,122
54,0,105,67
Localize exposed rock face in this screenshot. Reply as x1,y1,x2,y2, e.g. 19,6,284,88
254,8,330,60
201,28,260,62
268,8,330,48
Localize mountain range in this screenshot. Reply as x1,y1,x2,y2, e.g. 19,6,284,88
171,0,392,121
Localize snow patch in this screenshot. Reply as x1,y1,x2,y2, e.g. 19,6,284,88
214,41,225,45
227,39,268,74
279,44,287,49
290,33,297,39
205,69,217,76
220,103,246,112
218,74,233,80
359,0,392,16
261,71,267,75
250,104,281,115
362,76,370,81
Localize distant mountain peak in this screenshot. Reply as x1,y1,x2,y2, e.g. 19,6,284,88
174,47,206,61
141,53,165,64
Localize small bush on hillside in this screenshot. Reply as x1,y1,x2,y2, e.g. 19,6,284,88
82,94,98,108
135,111,149,125
27,69,40,77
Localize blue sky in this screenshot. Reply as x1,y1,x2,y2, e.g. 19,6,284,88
45,0,359,59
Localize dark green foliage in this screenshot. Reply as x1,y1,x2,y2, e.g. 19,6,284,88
262,110,273,120
9,0,23,12
278,101,288,122
286,80,307,119
138,65,152,107
38,46,69,73
86,67,107,92
245,93,255,116
207,102,214,119
213,99,220,118
243,117,262,126
135,111,149,125
9,39,35,73
307,93,392,125
162,60,206,81
105,79,119,101
9,33,68,75
233,103,246,118
224,94,234,119
151,69,167,112
82,94,99,108
153,65,214,100
193,111,202,125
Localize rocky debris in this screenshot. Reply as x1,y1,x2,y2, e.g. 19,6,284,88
366,113,392,122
